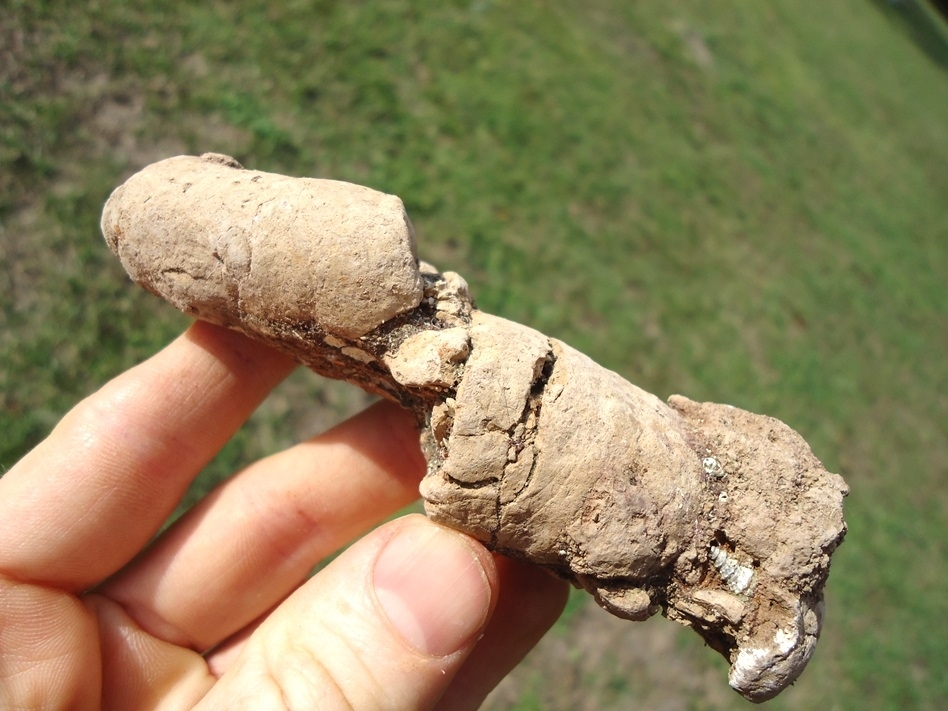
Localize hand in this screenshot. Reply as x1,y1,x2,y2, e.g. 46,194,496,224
0,322,569,710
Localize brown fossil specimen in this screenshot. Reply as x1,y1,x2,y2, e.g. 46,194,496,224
102,154,848,702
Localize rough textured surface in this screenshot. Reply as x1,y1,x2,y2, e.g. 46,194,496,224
102,154,423,339
102,155,849,703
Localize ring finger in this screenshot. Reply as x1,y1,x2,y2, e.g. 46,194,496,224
0,322,295,592
98,400,427,652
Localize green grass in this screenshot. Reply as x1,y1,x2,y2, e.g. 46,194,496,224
2,0,947,708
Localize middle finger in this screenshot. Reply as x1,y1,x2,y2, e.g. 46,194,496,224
99,401,426,652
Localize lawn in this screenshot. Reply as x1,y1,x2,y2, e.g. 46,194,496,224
2,0,946,708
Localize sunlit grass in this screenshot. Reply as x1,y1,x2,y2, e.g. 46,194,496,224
2,1,946,708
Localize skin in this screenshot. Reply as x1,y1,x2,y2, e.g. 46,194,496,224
0,321,569,711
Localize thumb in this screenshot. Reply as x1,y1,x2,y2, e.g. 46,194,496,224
197,514,498,711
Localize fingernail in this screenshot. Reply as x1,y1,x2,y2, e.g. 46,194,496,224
373,523,492,657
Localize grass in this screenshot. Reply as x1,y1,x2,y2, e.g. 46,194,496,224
2,0,947,708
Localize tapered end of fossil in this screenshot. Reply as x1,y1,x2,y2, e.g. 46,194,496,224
665,397,849,702
726,596,825,701
418,325,847,701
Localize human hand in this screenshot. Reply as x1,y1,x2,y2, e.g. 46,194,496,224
0,321,569,710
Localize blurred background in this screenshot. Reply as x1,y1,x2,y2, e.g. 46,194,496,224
2,1,946,708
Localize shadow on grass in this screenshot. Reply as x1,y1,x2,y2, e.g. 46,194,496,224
868,0,948,70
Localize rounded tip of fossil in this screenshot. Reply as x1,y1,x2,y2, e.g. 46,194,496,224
100,154,425,338
727,599,822,702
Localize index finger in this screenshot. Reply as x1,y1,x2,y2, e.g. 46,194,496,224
0,321,295,591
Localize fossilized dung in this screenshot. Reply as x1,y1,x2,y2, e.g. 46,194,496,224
102,154,849,702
